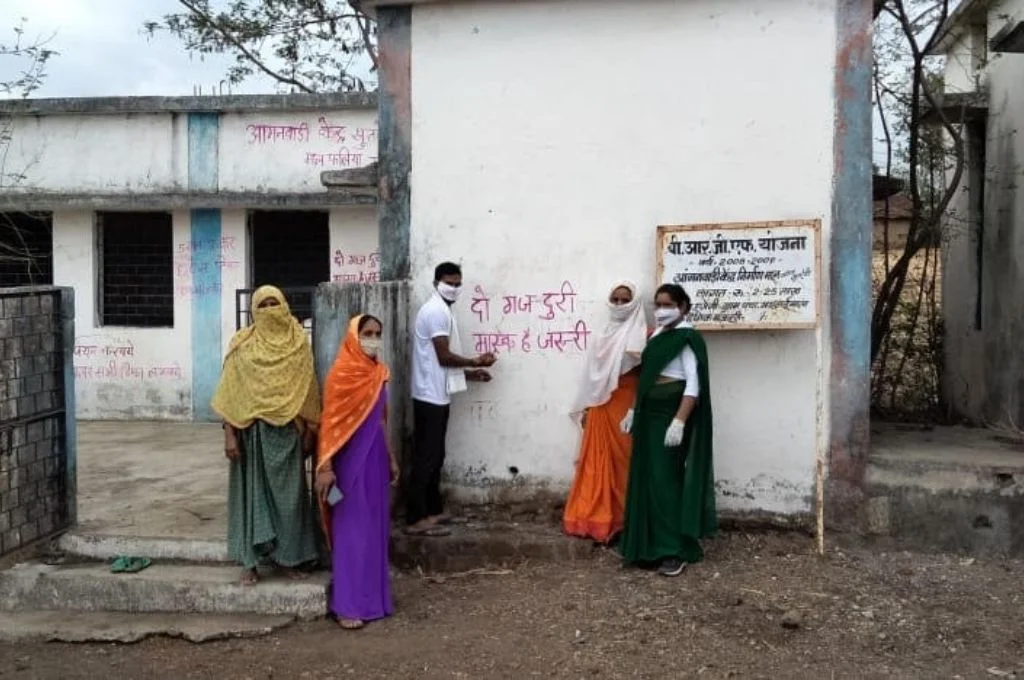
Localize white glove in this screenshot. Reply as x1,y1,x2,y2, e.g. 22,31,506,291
664,419,685,447
619,409,634,434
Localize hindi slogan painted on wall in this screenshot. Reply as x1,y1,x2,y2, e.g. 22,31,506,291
244,116,378,169
73,336,183,382
467,281,591,356
657,220,821,330
331,248,380,284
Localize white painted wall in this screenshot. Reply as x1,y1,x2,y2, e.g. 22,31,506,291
329,207,380,285
409,0,837,514
50,204,378,420
218,209,250,356
8,107,377,195
4,101,380,420
53,210,194,419
8,114,185,192
219,110,378,192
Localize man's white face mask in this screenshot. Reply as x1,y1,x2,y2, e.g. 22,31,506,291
437,282,461,303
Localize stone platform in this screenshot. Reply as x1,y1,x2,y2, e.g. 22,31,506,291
864,422,1024,556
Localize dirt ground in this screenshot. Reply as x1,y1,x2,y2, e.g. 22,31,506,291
2,531,1023,680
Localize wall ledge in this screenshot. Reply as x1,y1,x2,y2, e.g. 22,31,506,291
0,191,378,211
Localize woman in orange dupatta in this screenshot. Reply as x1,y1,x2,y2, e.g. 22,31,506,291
563,281,648,543
315,314,399,630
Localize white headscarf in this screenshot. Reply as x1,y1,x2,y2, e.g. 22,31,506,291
570,280,648,420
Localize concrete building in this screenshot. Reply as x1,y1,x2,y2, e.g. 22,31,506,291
0,93,379,420
1,0,875,523
366,0,873,517
931,0,1024,426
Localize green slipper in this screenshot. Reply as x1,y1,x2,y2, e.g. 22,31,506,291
110,556,151,574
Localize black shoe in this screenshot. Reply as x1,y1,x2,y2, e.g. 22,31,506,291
657,558,686,577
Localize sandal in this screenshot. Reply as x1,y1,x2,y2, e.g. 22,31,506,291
338,618,365,630
110,556,152,574
240,568,260,586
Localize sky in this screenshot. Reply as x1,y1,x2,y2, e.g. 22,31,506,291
1,0,281,97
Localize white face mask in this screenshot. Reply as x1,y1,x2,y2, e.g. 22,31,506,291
360,338,381,357
437,282,461,303
607,299,633,321
654,308,681,326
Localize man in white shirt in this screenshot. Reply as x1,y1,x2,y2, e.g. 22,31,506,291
406,262,496,536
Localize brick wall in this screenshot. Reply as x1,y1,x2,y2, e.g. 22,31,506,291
0,286,75,557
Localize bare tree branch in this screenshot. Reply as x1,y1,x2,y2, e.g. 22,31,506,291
871,0,966,417
0,20,56,281
176,0,316,93
147,0,377,93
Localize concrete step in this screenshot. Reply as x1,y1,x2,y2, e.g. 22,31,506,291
57,532,229,563
57,521,598,572
0,610,295,643
0,562,328,619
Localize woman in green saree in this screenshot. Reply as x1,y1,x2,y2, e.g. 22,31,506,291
619,283,715,577
212,286,321,585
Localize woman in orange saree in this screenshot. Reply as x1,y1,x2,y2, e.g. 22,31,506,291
563,281,648,543
315,314,399,630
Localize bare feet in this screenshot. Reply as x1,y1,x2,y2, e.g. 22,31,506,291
338,618,365,630
240,568,259,586
429,513,454,525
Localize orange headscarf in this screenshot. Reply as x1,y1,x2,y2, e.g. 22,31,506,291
316,315,391,475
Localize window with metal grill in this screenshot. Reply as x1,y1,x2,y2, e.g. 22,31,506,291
98,212,174,327
0,212,54,287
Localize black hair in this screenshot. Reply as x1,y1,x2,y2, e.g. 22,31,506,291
655,283,692,313
434,262,462,281
357,314,383,332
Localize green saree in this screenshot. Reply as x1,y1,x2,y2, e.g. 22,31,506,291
619,326,716,565
227,421,320,569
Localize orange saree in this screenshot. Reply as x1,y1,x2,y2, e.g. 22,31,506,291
563,373,637,543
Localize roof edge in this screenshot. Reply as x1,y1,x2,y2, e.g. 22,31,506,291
360,0,890,18
0,92,377,117
929,0,991,55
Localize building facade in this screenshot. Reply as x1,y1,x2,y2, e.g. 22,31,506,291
2,0,876,521
0,94,379,420
367,0,873,517
933,0,1024,426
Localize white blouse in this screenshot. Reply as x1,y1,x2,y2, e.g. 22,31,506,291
650,324,701,399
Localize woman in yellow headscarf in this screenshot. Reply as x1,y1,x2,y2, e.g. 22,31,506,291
212,285,321,585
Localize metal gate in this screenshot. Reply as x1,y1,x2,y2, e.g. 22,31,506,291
0,286,73,557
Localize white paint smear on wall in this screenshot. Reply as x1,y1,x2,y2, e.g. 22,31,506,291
410,0,837,514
